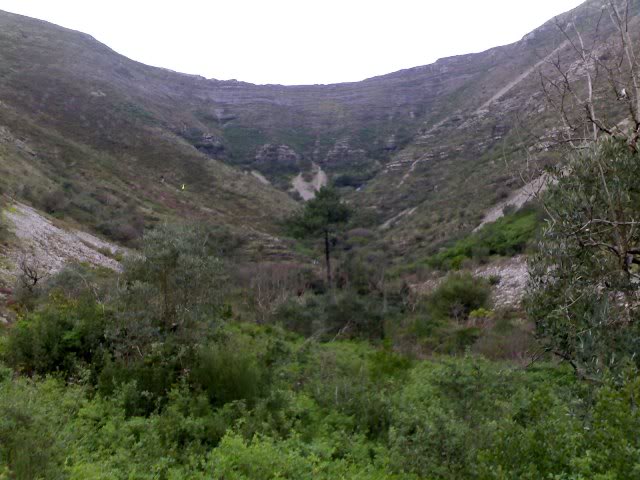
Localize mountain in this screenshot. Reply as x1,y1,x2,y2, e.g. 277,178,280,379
0,1,626,261
0,10,297,251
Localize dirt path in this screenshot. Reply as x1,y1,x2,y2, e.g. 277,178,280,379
2,203,123,279
475,40,569,114
381,207,417,230
474,175,548,231
291,163,328,200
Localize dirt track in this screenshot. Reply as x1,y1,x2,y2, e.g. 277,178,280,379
291,163,327,200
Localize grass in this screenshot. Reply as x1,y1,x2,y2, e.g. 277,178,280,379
427,206,541,270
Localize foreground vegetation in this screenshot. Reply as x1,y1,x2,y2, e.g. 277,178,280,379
0,208,639,479
2,319,639,479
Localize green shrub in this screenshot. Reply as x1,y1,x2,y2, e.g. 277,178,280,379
4,297,107,377
192,340,269,408
96,351,187,417
428,273,490,322
0,376,85,480
275,295,321,337
112,222,227,360
299,342,410,438
478,373,640,479
275,291,385,340
208,431,402,479
428,206,540,270
388,358,579,479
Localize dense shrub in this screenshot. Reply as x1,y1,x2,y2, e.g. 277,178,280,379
192,340,269,408
97,212,145,244
275,291,386,340
429,206,540,270
0,374,85,480
2,334,640,479
427,272,491,322
4,297,107,377
111,223,227,361
41,189,69,214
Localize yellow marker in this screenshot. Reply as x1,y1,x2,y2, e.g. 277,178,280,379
181,184,185,191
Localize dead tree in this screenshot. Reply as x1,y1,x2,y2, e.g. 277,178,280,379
17,253,49,293
539,0,640,150
239,262,309,323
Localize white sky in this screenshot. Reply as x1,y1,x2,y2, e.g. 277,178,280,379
0,0,585,85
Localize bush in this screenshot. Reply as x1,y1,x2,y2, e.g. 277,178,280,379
275,291,385,340
427,273,490,322
4,297,107,377
209,431,400,479
0,375,85,480
112,223,227,360
428,206,540,270
192,340,269,408
388,358,581,479
477,373,640,479
97,213,144,244
40,189,68,214
301,342,410,438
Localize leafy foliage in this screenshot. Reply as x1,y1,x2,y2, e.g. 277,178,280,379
287,187,351,286
527,139,640,378
428,272,491,322
428,206,540,270
112,223,226,359
2,348,640,479
287,187,351,239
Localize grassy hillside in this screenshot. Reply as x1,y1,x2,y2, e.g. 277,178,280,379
0,10,296,250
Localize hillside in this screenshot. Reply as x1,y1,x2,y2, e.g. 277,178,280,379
0,1,582,327
0,0,631,260
0,10,297,251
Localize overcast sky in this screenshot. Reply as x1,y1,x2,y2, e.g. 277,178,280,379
0,0,585,85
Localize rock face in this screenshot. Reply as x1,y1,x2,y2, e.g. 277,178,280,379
255,144,301,173
194,133,225,156
323,140,368,166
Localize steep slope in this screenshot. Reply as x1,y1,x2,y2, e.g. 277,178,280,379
0,10,297,247
354,0,631,261
0,1,627,261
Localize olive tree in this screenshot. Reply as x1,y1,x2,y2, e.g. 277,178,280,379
111,223,226,361
526,139,640,378
527,0,640,379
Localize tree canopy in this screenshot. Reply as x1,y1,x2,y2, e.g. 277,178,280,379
526,139,640,379
287,187,351,287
